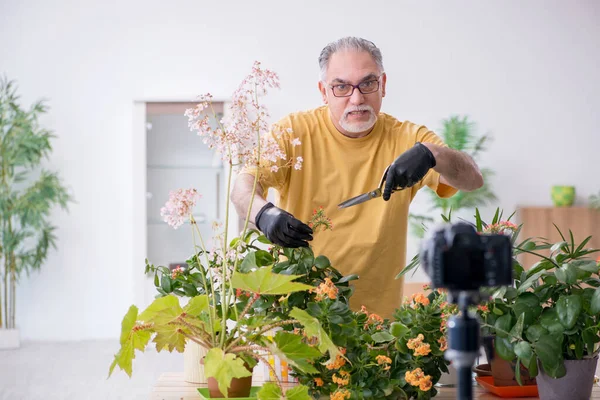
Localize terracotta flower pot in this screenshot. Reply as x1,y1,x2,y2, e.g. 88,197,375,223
207,372,253,398
201,356,253,398
482,335,536,386
536,356,598,400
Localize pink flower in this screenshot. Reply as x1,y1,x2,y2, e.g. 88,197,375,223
184,61,301,172
160,188,201,229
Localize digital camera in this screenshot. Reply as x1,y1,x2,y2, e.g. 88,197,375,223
419,222,513,291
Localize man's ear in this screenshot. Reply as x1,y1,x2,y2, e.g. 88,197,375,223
381,73,387,98
318,81,328,104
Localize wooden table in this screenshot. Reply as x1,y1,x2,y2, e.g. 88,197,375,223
151,372,600,399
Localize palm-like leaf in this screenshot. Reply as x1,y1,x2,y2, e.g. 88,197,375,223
0,76,72,328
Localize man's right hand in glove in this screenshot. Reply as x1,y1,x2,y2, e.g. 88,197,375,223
255,202,313,248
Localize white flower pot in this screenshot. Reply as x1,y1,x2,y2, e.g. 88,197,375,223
0,328,20,350
184,341,209,383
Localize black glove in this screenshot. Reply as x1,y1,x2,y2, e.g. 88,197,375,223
255,202,313,248
383,142,437,201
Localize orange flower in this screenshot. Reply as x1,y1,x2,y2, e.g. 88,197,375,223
407,334,425,350
438,335,448,351
405,368,433,391
414,343,431,356
330,389,351,400
376,355,392,365
315,278,338,301
419,375,433,391
411,293,430,308
314,377,324,387
326,348,347,370
332,370,350,386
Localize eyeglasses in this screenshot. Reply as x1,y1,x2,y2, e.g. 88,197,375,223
328,77,382,97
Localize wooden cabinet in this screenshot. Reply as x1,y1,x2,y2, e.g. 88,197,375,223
517,206,600,269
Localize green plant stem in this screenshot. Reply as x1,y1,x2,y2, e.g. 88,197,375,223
255,319,297,337
174,316,214,347
190,216,217,346
244,351,284,395
10,252,15,329
226,294,262,350
181,331,212,349
221,161,238,334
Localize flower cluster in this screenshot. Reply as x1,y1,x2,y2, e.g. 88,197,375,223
308,206,334,232
184,61,301,172
405,368,433,392
407,333,432,357
314,277,338,301
290,284,454,399
160,188,201,229
483,220,518,235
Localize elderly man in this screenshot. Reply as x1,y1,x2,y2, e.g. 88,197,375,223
231,37,483,318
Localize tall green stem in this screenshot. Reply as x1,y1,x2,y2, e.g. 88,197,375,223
219,161,234,348
10,252,15,329
190,216,217,346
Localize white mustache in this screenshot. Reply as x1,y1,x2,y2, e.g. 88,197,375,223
344,105,374,118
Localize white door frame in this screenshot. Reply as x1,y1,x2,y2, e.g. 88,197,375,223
131,99,235,308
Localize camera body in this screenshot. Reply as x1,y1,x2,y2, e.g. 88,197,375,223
420,222,513,291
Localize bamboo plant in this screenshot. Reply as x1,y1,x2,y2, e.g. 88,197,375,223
0,77,71,329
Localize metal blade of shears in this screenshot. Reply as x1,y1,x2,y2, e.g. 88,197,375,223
337,188,383,208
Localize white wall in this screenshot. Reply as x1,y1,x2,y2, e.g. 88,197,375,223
1,0,598,340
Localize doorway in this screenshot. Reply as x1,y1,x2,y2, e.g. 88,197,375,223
140,101,226,304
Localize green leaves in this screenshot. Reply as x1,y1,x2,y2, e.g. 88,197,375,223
390,322,410,339
257,382,281,400
139,295,182,324
108,306,152,378
183,295,209,316
512,293,542,326
554,263,577,284
231,267,313,295
535,334,565,378
539,308,564,334
256,383,310,400
204,348,253,398
267,332,321,374
556,295,582,330
289,308,340,363
239,250,275,273
371,331,395,343
590,288,600,314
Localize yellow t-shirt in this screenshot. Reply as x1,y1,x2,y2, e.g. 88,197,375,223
243,105,457,318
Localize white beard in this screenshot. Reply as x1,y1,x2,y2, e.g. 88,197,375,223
339,105,377,133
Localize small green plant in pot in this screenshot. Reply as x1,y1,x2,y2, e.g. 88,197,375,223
487,226,600,398
108,62,341,399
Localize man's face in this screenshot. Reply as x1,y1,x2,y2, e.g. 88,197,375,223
318,50,386,138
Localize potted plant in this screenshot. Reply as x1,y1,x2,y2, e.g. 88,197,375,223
145,216,357,386
108,62,341,399
409,116,497,238
486,226,600,399
290,283,454,399
398,208,549,387
0,77,72,349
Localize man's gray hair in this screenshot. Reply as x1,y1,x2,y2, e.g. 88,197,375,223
318,37,384,81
